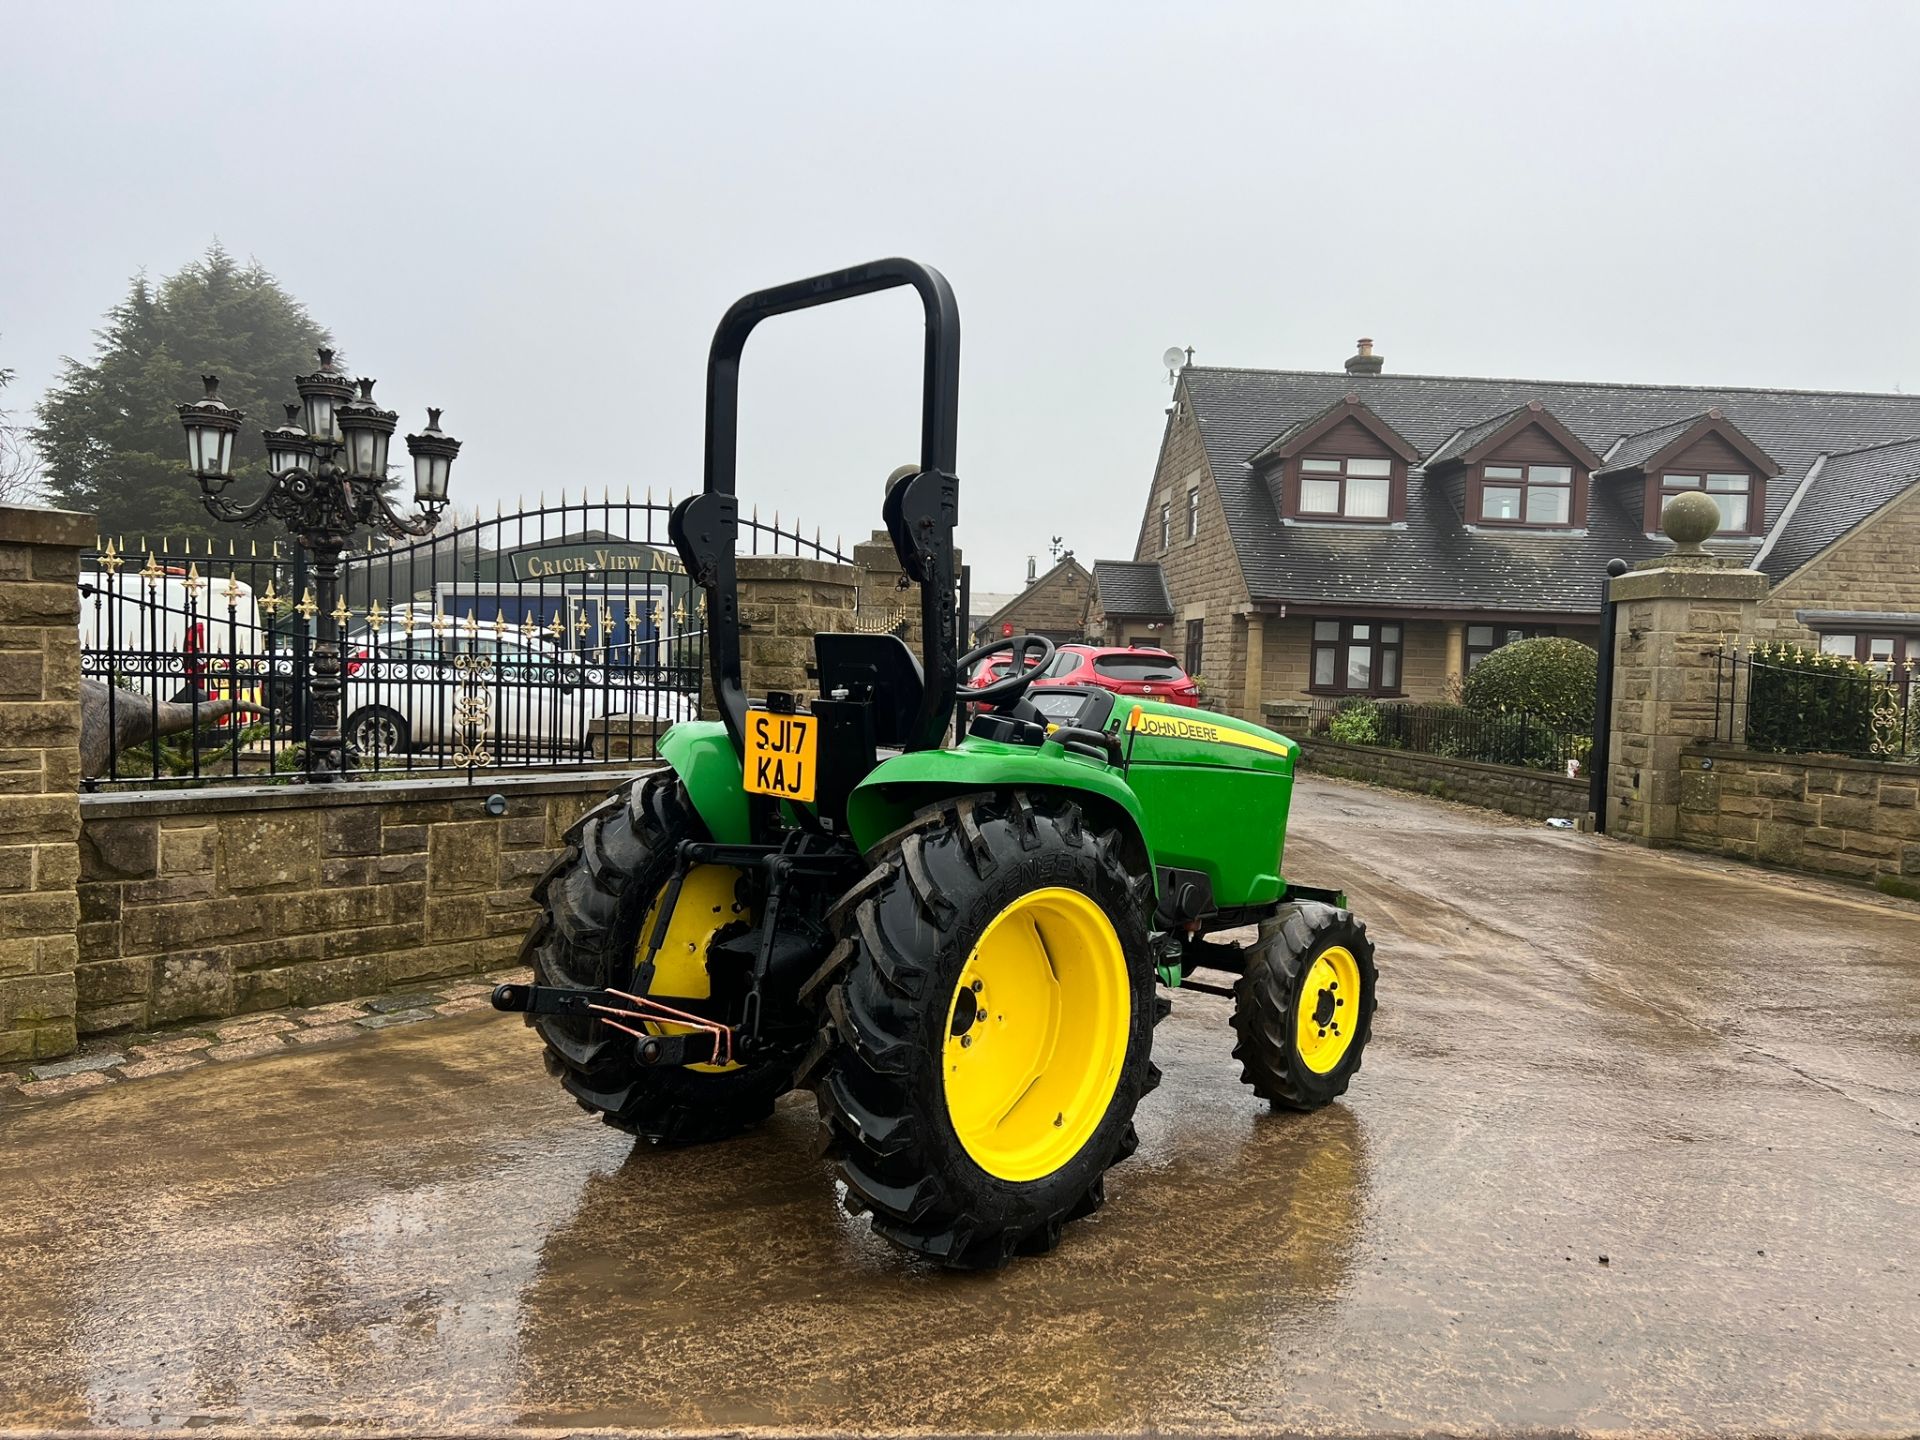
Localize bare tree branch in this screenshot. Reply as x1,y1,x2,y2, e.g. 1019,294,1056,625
0,352,46,506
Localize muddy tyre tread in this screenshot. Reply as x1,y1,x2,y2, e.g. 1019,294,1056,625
1230,902,1377,1111
526,770,792,1144
812,789,1160,1270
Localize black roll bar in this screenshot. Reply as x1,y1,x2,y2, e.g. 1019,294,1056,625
669,258,962,757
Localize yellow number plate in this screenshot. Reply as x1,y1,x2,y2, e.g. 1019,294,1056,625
743,709,818,802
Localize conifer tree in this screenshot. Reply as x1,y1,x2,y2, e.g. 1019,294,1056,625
35,244,335,543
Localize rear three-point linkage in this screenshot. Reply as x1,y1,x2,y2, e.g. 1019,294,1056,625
489,980,735,1066
492,830,863,1066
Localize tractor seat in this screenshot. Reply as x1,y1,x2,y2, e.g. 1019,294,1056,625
814,633,923,749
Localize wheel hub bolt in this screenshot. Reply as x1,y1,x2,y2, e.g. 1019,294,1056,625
960,1035,972,1048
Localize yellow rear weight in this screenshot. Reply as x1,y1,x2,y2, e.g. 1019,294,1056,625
636,866,748,1073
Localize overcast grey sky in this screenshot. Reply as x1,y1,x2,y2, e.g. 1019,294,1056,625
3,1,1915,589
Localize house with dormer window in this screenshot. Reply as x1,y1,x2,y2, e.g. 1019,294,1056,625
1112,341,1920,724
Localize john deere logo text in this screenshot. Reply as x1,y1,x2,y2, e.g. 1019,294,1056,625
1135,715,1224,743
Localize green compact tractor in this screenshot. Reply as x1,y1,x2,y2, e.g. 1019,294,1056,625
495,259,1376,1267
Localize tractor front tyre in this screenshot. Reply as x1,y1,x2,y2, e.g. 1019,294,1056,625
809,791,1160,1269
1231,902,1377,1111
522,770,794,1144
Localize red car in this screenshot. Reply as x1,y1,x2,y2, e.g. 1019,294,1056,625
964,650,1041,693
1032,643,1200,707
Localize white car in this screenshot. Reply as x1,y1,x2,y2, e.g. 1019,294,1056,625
341,632,699,761
80,569,269,709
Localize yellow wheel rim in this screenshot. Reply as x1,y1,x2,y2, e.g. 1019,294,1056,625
635,865,747,1073
942,887,1131,1183
1296,944,1361,1075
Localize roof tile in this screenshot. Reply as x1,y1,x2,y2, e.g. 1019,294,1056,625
1182,367,1920,612
1092,559,1173,616
1761,436,1920,581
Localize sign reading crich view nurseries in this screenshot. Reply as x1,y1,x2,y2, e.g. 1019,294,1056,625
508,544,681,581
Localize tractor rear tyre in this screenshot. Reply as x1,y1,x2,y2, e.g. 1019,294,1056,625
522,770,795,1143
1231,902,1376,1111
809,790,1160,1269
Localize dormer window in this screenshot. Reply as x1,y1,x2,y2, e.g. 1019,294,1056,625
1592,408,1778,537
1661,471,1751,532
1422,401,1600,533
1300,456,1392,519
1249,394,1418,526
1480,463,1574,526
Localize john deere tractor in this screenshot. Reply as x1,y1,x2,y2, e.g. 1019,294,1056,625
495,259,1377,1268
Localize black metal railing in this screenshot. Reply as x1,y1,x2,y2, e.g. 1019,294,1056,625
1310,697,1589,775
1715,644,1918,761
79,494,852,789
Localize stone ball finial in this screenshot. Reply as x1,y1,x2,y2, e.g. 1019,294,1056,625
1662,489,1721,553
886,463,919,495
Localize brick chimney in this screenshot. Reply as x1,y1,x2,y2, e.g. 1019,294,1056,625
1344,337,1383,377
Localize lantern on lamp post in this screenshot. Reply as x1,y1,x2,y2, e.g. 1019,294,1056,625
407,408,460,508
263,403,318,476
178,350,461,780
175,377,243,488
295,348,354,447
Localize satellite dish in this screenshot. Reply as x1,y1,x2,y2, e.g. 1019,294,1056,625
1161,346,1187,373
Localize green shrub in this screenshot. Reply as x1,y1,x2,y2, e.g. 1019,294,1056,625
1326,700,1382,745
1367,700,1574,772
1462,637,1598,729
1746,644,1887,756
118,720,273,778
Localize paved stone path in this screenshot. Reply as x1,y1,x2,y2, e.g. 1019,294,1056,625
0,969,527,1105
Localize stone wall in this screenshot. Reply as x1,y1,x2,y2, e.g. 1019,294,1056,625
73,771,638,1035
734,555,860,702
1301,738,1589,823
851,534,919,647
1676,745,1920,884
1253,615,1460,708
0,505,90,1063
1083,607,1170,649
1134,399,1254,714
981,558,1093,642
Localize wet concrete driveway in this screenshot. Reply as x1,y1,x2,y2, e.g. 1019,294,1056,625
3,777,1917,1436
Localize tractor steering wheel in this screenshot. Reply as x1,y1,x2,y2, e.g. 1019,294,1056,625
957,634,1057,705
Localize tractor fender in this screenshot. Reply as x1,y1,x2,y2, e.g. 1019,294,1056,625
845,745,1156,902
655,721,753,845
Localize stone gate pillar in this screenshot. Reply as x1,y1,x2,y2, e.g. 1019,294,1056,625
853,533,919,649
1607,495,1767,845
0,504,91,1062
731,556,861,705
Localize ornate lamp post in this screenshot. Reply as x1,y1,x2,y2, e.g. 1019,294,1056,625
178,349,461,779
